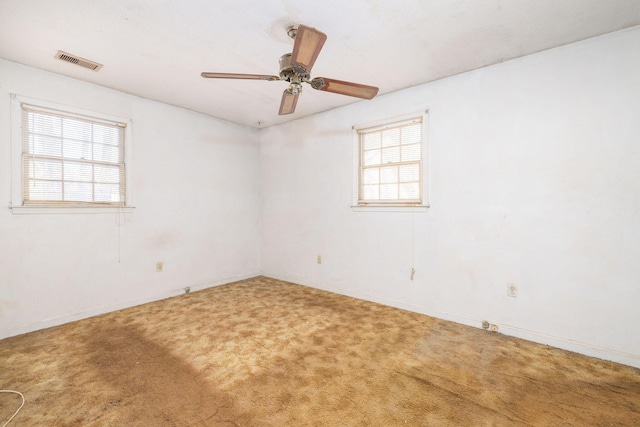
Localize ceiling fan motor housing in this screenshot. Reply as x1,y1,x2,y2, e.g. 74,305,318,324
279,53,309,81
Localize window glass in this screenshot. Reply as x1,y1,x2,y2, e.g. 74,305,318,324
21,105,126,206
357,116,424,205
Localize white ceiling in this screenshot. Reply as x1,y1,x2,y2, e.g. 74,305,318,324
2,0,640,129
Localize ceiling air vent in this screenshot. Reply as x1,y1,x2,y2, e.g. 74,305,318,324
55,50,103,71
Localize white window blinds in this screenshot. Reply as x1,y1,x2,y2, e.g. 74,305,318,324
358,116,423,205
21,104,126,206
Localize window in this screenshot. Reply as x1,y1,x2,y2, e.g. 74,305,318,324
355,113,427,208
10,95,134,213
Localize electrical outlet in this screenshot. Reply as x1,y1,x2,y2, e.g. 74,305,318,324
184,287,190,294
507,283,518,298
156,261,163,272
490,324,499,333
317,255,322,264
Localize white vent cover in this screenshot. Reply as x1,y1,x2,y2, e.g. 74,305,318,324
54,50,103,71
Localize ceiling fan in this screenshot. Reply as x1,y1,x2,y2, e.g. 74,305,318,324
201,24,379,115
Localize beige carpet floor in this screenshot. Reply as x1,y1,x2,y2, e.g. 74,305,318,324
1,276,639,426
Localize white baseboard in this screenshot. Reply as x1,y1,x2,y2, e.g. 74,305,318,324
264,272,640,369
0,271,260,340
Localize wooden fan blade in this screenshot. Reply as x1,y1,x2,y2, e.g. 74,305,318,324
290,25,327,74
310,77,379,99
279,90,299,115
201,72,278,80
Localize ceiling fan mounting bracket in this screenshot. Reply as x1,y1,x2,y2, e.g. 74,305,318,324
310,77,325,90
286,25,298,40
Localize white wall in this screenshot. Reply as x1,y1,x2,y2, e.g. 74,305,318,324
260,27,640,368
0,59,261,337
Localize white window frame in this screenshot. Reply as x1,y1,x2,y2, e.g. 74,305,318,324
352,110,429,212
9,94,135,214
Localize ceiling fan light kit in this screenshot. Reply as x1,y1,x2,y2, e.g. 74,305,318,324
201,24,379,115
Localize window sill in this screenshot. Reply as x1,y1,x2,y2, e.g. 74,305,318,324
351,205,429,213
9,205,135,215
